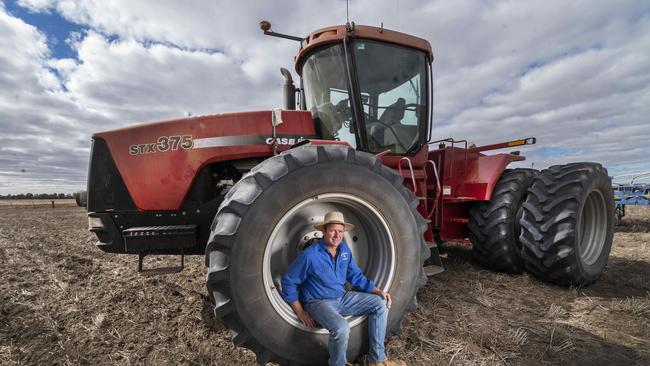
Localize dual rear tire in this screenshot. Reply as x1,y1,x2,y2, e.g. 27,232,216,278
470,163,614,286
519,163,614,285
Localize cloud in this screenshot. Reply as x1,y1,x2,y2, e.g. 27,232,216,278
60,32,270,123
1,0,650,194
0,3,99,193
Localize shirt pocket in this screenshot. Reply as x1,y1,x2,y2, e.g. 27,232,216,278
310,261,331,277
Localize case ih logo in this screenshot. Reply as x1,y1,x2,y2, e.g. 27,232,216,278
265,137,306,145
129,135,193,155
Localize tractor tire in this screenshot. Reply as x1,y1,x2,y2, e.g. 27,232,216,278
468,168,539,273
519,163,614,286
205,145,429,365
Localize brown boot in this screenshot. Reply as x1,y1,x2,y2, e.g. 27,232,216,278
369,360,406,366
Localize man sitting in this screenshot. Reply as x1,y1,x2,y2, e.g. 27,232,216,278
281,211,404,366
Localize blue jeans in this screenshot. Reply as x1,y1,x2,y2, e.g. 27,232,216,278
304,291,388,366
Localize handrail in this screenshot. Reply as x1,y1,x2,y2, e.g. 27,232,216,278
425,160,441,219
398,157,418,196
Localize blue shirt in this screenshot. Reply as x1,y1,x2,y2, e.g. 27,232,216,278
281,240,375,303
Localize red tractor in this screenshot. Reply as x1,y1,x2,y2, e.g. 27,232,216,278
83,22,614,365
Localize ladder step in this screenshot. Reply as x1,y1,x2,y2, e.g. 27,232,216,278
138,253,184,276
139,266,184,276
424,265,445,276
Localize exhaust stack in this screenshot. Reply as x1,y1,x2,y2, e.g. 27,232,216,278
280,67,296,110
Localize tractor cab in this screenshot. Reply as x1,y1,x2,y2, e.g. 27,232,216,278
293,24,433,155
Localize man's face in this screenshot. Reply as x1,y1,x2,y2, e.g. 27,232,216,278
322,223,345,248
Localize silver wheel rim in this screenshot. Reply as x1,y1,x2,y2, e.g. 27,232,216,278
578,189,607,266
262,193,396,333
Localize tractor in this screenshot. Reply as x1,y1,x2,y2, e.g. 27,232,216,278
82,21,614,365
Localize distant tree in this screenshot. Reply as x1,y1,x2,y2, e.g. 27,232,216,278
0,192,76,199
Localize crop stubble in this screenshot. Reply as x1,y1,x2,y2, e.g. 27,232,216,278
0,206,648,365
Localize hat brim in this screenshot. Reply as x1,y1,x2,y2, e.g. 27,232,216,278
314,221,355,231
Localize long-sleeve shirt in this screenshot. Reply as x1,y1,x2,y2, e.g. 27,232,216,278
281,239,375,303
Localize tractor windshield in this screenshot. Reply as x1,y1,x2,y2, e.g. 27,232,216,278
352,40,428,154
302,41,428,154
302,45,358,148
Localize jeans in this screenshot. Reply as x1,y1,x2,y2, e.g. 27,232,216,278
303,291,388,366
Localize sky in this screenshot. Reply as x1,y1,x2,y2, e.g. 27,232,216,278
1,0,649,194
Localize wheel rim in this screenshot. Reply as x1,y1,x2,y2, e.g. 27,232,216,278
578,189,608,266
262,193,396,333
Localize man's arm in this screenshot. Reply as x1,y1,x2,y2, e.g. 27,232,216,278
280,251,310,303
347,252,392,308
281,251,316,327
346,253,376,293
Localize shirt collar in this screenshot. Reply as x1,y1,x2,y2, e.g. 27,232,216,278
317,239,347,254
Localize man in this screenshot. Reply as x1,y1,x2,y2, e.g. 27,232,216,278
281,211,404,366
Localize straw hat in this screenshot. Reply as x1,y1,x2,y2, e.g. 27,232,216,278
314,211,355,231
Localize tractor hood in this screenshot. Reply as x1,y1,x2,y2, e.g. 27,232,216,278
91,110,315,211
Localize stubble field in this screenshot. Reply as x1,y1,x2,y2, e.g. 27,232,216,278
0,205,648,365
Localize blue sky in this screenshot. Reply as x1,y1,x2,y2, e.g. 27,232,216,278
5,0,83,59
1,0,650,194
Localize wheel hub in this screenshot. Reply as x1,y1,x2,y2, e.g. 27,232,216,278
578,189,608,266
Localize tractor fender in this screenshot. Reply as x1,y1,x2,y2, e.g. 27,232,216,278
459,153,525,201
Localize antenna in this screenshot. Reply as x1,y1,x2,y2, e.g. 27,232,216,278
346,0,350,23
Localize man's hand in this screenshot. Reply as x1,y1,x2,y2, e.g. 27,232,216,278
296,308,316,328
372,287,392,309
289,301,316,328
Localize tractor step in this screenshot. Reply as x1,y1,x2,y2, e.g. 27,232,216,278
424,264,445,276
423,241,444,276
123,225,196,251
138,253,184,276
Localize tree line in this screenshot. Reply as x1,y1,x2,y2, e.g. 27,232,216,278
0,193,75,199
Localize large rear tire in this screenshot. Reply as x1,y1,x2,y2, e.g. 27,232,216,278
469,168,538,273
519,163,614,286
205,145,428,365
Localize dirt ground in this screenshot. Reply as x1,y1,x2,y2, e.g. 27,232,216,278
0,206,648,366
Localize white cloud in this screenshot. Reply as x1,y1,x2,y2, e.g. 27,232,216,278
15,0,55,12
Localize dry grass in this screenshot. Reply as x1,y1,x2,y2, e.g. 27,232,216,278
1,205,649,365
609,295,650,317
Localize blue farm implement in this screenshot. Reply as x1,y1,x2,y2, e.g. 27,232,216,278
613,183,650,220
